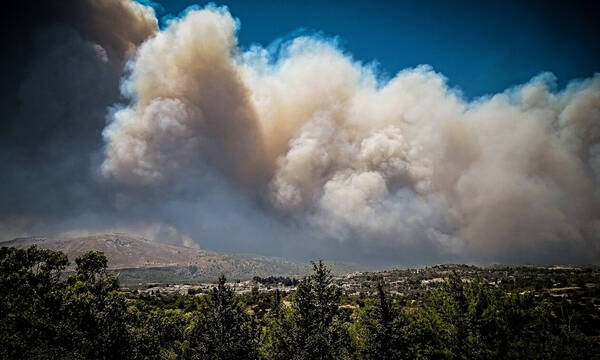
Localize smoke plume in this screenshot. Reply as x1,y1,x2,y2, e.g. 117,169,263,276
100,6,600,264
2,2,599,265
0,0,156,235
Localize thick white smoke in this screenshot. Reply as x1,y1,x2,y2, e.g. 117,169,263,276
102,7,267,188
102,6,600,263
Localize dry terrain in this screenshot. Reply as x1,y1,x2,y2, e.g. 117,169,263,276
1,233,336,284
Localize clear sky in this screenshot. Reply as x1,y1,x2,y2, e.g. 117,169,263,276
150,0,600,98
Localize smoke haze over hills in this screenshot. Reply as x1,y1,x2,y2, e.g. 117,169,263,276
1,1,599,266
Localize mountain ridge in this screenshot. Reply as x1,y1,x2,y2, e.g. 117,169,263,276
1,233,361,284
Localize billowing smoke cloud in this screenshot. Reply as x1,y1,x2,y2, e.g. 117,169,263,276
2,2,599,266
0,0,156,235
102,6,600,264
102,8,268,188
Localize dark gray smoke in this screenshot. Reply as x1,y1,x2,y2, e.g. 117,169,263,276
0,0,156,235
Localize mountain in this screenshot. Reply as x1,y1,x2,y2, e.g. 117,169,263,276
1,233,344,285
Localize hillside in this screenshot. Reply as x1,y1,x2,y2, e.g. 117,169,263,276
1,233,325,284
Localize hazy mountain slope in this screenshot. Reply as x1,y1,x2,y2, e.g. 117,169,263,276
3,233,216,269
1,233,360,284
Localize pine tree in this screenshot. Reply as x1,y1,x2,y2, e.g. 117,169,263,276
287,260,350,360
362,277,405,360
184,274,258,360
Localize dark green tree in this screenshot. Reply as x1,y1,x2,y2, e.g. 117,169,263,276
287,260,350,360
0,246,68,359
60,250,133,359
260,289,293,360
361,277,406,360
184,274,258,360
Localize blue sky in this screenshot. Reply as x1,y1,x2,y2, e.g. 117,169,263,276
149,0,599,98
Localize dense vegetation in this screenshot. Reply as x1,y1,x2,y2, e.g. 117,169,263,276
1,245,598,359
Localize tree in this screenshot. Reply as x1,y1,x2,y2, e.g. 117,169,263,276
74,250,108,281
260,289,294,360
184,274,258,360
286,260,350,360
0,245,68,359
61,250,132,359
0,246,139,359
361,277,406,360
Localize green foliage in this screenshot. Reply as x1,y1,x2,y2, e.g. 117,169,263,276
0,246,135,359
74,250,108,281
359,278,406,360
61,259,131,359
412,272,599,360
1,246,598,360
0,245,68,359
259,289,293,360
183,274,258,360
287,260,351,359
